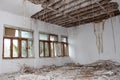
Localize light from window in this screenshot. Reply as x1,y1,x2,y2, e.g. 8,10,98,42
40,42,44,57
39,33,49,40
3,27,34,59
13,39,19,57
21,40,27,57
50,35,58,41
62,37,67,43
21,31,33,38
39,33,58,57
4,39,11,58
61,36,69,56
28,40,34,57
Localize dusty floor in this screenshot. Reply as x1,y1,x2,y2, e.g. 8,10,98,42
1,60,120,80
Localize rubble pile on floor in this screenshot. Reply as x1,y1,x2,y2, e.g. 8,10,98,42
1,60,120,80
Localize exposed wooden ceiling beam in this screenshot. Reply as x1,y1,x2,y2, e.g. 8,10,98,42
41,3,79,22
28,0,47,4
29,0,120,27
95,0,110,15
40,0,89,20
43,0,110,22
62,10,120,27
48,0,112,24
32,0,80,19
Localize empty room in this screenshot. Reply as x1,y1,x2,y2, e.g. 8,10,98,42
0,0,120,80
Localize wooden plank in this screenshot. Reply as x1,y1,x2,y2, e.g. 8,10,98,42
51,2,118,25
45,0,110,22
40,0,89,20
63,10,120,27
30,0,120,27
31,0,78,18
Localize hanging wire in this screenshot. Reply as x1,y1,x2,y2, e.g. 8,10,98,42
23,0,27,27
43,1,49,32
63,0,67,26
78,0,81,25
28,0,33,30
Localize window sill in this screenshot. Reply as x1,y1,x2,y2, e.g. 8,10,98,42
39,56,69,58
3,57,35,60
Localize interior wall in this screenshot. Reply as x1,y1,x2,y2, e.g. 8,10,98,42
0,10,71,74
68,16,120,64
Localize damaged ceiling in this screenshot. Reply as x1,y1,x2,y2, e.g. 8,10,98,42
28,0,120,27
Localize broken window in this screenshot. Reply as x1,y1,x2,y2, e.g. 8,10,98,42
3,27,34,59
39,33,58,57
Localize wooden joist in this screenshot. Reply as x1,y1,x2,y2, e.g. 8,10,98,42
28,0,120,27
51,2,119,25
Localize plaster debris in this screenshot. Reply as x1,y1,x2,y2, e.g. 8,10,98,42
1,60,120,80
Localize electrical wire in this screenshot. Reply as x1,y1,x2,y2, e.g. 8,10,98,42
23,0,27,27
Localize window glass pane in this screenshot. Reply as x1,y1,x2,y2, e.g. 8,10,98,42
5,28,18,37
61,44,64,56
40,42,44,57
28,40,34,57
4,39,11,57
56,43,62,57
21,40,27,57
50,35,58,41
50,43,54,57
62,37,67,43
21,31,32,38
50,43,57,57
13,39,18,57
54,43,57,57
39,33,49,40
45,42,49,57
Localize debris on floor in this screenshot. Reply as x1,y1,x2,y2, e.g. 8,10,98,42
1,60,120,80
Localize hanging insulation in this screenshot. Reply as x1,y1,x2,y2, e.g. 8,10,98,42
94,20,105,54
92,0,105,55
110,14,116,54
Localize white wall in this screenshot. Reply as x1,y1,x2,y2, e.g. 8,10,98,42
0,11,71,74
68,16,120,64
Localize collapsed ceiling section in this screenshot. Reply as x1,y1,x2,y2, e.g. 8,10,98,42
28,0,120,27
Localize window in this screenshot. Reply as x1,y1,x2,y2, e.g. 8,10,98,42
61,36,69,56
3,27,34,59
39,33,58,57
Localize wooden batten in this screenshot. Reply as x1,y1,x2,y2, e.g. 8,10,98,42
28,0,120,28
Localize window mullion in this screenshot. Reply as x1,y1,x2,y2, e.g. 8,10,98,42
39,41,40,57
62,43,65,57
11,39,13,59
19,38,21,58
53,42,55,57
43,42,45,57
3,38,4,59
48,41,51,57
26,40,28,58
